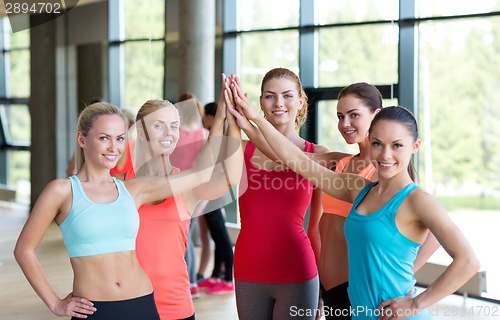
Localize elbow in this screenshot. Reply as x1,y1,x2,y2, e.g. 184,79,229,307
461,254,481,278
470,256,481,274
13,243,27,265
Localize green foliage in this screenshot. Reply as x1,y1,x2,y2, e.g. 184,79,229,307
9,50,30,97
418,17,500,193
319,24,398,87
437,196,500,211
122,0,165,114
239,0,299,30
124,41,165,114
124,0,164,39
6,105,30,142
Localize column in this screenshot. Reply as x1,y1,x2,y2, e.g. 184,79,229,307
179,0,215,104
29,15,57,208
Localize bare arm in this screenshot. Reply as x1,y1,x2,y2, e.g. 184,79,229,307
378,192,480,319
308,188,323,264
228,76,280,161
228,80,367,203
127,77,228,208
13,180,96,318
190,75,244,202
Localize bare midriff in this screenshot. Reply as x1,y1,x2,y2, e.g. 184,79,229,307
318,214,349,290
71,250,153,301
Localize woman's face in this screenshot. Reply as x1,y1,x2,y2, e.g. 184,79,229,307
140,106,180,156
260,78,303,129
337,95,377,145
369,119,420,180
78,114,126,170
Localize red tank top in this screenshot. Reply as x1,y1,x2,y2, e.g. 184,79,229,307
322,154,376,217
125,168,194,319
234,141,318,283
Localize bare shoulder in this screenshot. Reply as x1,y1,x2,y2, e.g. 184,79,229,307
31,178,72,220
122,176,142,197
406,187,446,218
44,178,72,198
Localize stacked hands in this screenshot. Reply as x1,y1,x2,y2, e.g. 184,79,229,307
222,74,262,137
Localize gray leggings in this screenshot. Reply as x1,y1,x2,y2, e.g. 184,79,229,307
235,276,319,320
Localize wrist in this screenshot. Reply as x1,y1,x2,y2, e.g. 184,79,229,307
49,298,61,313
412,295,424,312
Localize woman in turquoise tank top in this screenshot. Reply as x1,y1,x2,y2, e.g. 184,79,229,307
13,99,236,319
229,100,480,320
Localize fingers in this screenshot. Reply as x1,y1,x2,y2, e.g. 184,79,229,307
378,299,392,310
57,295,96,318
377,300,395,320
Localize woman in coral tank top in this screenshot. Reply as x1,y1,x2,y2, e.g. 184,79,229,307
126,76,242,320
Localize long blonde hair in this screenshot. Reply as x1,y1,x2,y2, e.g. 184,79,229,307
74,102,128,174
260,67,308,130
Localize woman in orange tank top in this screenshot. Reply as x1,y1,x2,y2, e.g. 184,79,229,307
309,83,439,319
126,76,243,320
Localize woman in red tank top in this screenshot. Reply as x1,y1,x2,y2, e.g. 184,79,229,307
229,68,329,320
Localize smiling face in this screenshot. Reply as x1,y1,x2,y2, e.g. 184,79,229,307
140,105,180,156
337,94,378,145
78,114,126,170
369,119,420,180
260,78,304,129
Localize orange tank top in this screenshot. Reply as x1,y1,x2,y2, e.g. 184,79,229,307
322,154,376,217
125,167,194,319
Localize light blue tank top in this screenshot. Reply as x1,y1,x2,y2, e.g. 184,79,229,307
60,175,139,258
345,182,431,319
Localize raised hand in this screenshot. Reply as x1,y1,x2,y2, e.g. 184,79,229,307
223,74,238,128
229,76,261,123
215,73,229,120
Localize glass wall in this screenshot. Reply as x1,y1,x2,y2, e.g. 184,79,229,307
122,0,165,114
418,14,500,299
318,24,398,87
0,19,30,202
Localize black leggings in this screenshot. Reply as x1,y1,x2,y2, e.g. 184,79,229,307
204,208,234,281
320,282,351,319
71,292,159,320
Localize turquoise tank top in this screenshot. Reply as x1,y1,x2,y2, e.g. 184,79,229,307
60,175,139,258
345,182,431,319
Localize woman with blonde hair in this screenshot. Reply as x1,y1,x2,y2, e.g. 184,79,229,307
126,75,242,319
14,97,233,319
229,68,328,320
